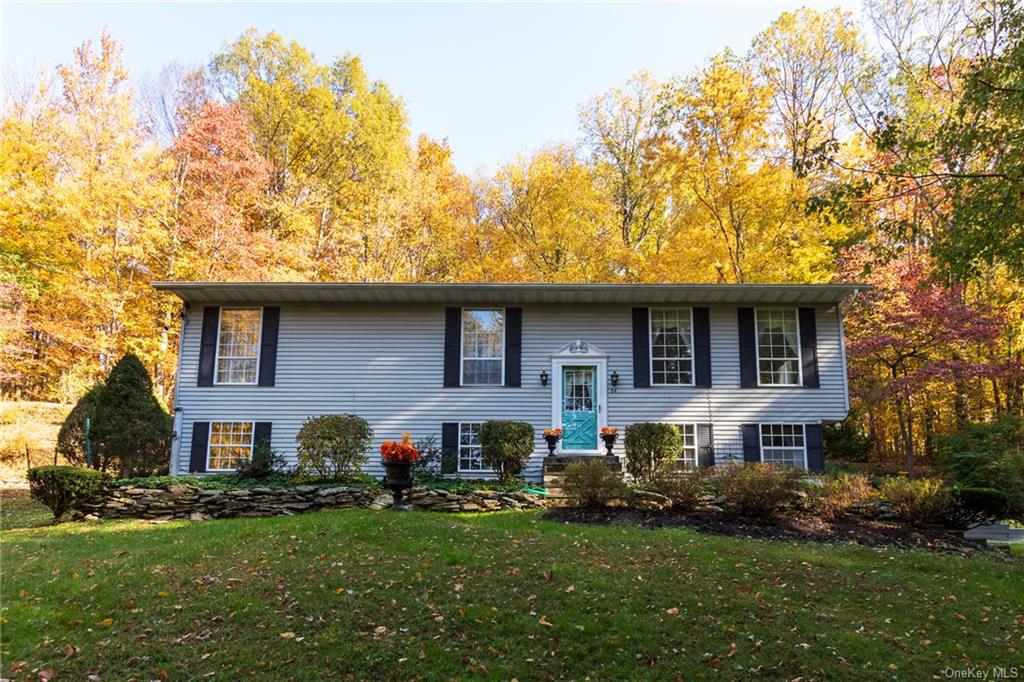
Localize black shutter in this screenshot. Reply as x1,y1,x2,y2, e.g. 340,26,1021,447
189,421,210,473
257,307,280,387
197,307,220,387
697,423,715,468
805,424,824,473
632,307,650,388
441,422,459,475
253,422,273,451
693,307,711,387
799,307,819,388
742,424,761,463
443,307,461,388
737,308,757,388
504,307,522,387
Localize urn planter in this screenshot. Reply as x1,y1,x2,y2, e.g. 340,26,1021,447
600,432,618,457
544,434,561,457
382,460,414,511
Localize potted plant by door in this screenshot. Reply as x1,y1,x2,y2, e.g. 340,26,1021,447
543,428,563,457
599,426,619,457
380,433,419,511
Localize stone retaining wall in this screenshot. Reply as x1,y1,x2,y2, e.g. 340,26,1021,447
72,484,546,521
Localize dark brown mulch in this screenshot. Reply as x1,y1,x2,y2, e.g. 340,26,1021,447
542,507,1009,557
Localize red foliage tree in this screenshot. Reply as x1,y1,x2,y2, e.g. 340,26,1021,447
842,250,1006,474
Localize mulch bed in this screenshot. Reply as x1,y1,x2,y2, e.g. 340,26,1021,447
543,507,1010,558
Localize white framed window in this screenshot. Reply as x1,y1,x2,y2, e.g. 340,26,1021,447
458,422,484,472
207,421,254,471
755,308,801,386
461,309,504,385
760,424,806,468
650,308,694,385
215,308,262,384
680,424,698,469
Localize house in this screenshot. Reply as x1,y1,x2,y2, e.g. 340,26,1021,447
152,282,862,480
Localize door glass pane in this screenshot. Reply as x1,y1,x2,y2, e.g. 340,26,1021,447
563,367,594,411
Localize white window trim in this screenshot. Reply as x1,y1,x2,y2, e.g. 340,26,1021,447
757,423,808,469
754,307,803,387
206,420,255,472
459,308,506,387
456,421,489,474
213,307,264,386
649,307,696,387
679,423,699,468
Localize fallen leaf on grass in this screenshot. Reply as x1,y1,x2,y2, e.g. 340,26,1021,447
279,632,296,639
666,607,679,616
538,616,553,627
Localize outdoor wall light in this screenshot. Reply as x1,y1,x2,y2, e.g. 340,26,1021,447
610,371,620,392
540,370,549,387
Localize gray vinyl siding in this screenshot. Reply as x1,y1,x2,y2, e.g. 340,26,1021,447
172,303,849,480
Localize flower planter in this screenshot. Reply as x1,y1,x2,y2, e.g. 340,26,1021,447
544,434,561,457
600,432,618,457
382,460,413,511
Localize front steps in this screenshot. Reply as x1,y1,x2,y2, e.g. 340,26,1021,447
542,456,622,502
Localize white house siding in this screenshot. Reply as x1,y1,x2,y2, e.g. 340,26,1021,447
172,303,849,481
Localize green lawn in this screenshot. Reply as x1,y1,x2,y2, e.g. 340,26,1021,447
3,493,1022,680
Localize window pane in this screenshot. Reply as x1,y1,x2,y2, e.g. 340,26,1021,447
216,309,262,384
680,424,697,469
650,308,693,385
462,310,503,385
458,423,484,472
755,309,800,386
208,422,253,470
759,424,805,469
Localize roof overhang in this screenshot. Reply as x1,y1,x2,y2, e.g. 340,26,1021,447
151,282,865,306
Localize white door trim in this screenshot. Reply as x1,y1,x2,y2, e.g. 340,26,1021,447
550,357,607,455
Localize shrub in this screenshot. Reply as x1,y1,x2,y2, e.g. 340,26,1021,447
805,474,874,520
647,471,710,512
478,420,534,482
236,442,287,480
712,463,804,517
878,477,956,526
940,416,1024,521
562,460,628,507
824,417,872,462
27,465,110,519
623,423,682,484
89,354,172,477
295,414,373,479
412,435,443,478
55,385,104,467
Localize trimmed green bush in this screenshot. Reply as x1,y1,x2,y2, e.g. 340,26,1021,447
478,420,534,482
805,473,875,520
712,462,804,517
623,423,682,484
940,416,1024,521
28,466,110,519
879,477,956,526
55,385,104,468
295,414,373,479
236,442,287,480
563,460,628,507
647,471,710,512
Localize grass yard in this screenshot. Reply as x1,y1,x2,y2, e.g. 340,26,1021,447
2,493,1022,681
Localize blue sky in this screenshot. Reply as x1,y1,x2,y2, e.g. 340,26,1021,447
3,1,860,175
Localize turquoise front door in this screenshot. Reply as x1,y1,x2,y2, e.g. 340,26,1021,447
562,365,598,451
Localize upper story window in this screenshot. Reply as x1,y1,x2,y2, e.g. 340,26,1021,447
755,308,800,386
458,422,484,472
462,309,503,385
216,308,262,384
650,308,693,385
760,424,806,468
207,421,254,471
